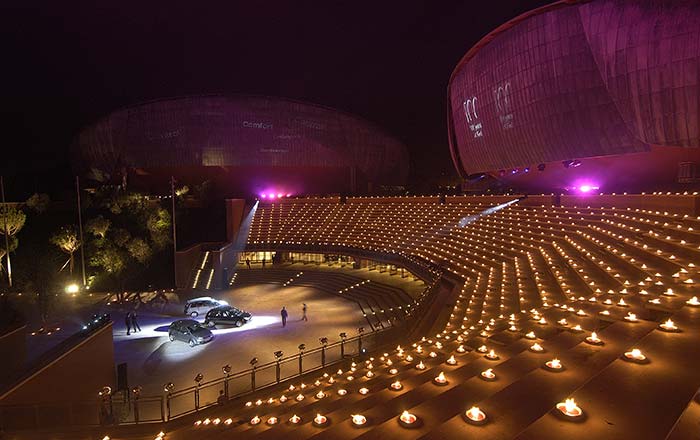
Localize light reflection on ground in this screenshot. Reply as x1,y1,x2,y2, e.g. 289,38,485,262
112,285,366,395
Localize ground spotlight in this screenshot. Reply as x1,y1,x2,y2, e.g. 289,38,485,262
65,283,80,294
250,357,258,366
537,163,546,171
222,364,232,375
274,351,283,359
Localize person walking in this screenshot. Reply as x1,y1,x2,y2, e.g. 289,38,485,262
301,303,308,321
262,257,266,268
281,306,288,327
131,310,141,333
125,312,132,335
246,257,251,269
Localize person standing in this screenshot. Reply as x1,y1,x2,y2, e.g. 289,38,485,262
301,303,308,321
131,310,141,333
125,312,132,335
262,257,266,268
281,306,288,327
246,257,251,269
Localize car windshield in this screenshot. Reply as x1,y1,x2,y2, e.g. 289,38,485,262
186,323,202,332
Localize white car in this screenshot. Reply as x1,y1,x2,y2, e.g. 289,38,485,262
184,296,228,318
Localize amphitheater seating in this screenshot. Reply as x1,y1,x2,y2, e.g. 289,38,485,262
134,196,700,439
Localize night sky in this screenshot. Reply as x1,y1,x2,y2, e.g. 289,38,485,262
2,0,552,199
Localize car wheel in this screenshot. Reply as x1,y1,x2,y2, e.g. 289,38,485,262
235,320,243,327
190,311,198,318
169,334,175,342
189,339,196,347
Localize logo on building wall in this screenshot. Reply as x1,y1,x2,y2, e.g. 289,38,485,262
493,82,513,130
243,121,273,129
463,97,483,138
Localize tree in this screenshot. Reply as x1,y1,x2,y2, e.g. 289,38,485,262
50,226,80,275
0,206,26,286
90,245,126,275
112,228,131,247
85,215,111,239
147,208,171,250
126,238,152,264
26,193,50,213
0,236,18,274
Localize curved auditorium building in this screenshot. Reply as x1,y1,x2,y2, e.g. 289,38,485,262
448,0,700,192
73,95,409,195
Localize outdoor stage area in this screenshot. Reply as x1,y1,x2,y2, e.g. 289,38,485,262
112,283,368,397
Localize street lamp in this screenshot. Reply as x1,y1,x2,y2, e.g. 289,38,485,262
132,386,142,424
222,364,232,398
339,332,347,357
98,386,113,426
274,351,283,383
163,383,174,421
319,337,328,366
249,357,258,391
194,373,204,410
298,344,306,374
358,327,365,353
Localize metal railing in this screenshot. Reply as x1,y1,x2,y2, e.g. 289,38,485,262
0,325,403,430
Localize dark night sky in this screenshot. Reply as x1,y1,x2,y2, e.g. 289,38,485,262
1,0,552,198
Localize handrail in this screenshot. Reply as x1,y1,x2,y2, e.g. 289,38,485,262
166,327,386,398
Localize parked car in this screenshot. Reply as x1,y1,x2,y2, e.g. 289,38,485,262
184,296,228,318
168,319,214,347
204,305,252,328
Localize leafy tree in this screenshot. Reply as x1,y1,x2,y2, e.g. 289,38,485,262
0,206,26,286
50,226,80,275
147,208,171,250
26,193,50,213
0,206,26,237
112,228,131,247
127,238,152,264
90,245,126,275
85,215,111,239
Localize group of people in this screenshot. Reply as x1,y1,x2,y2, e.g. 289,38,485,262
280,303,307,327
124,311,141,335
245,257,266,269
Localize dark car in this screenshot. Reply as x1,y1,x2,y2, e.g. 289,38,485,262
168,319,214,347
204,305,252,328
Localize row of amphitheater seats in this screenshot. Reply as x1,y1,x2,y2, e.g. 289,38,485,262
182,198,698,438
187,275,700,439
230,268,419,331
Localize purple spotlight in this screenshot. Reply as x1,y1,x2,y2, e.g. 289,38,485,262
268,193,276,199
261,194,267,199
277,193,283,198
286,193,291,197
574,183,599,194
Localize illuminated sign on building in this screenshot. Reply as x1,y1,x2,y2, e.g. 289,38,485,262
463,97,483,138
494,82,513,130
